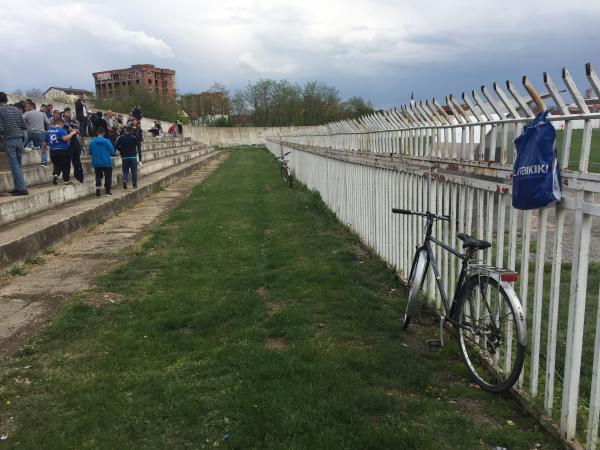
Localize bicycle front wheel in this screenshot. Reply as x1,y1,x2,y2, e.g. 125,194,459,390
280,165,289,185
455,275,525,393
403,248,428,330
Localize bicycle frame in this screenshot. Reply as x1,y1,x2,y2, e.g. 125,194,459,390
412,216,527,345
417,229,468,323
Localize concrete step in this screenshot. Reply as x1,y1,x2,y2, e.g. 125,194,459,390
0,142,209,193
0,149,223,269
0,136,193,171
79,135,191,147
0,144,213,227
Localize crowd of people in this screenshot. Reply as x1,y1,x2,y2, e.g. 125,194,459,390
0,92,179,197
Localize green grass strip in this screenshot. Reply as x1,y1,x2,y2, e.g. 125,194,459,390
0,149,561,449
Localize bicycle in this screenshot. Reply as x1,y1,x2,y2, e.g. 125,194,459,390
275,151,293,188
392,208,527,393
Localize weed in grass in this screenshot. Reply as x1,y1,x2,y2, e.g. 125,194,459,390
24,255,45,266
8,265,28,276
42,246,55,255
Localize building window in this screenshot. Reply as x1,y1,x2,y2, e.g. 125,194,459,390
136,80,140,84
149,88,153,92
127,73,131,79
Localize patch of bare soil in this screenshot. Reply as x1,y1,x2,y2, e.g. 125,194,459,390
385,388,419,401
352,244,372,263
264,229,272,236
83,292,124,307
265,337,287,350
264,183,272,192
256,286,268,297
451,396,502,429
265,301,284,319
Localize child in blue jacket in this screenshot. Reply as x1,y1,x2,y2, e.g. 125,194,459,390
88,127,116,196
45,117,77,185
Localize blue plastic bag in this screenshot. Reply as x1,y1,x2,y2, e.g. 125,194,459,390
512,110,561,210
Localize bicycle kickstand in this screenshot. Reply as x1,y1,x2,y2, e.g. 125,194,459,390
426,316,445,351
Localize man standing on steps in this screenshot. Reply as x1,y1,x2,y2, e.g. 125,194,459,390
89,127,116,196
131,118,143,166
22,101,50,166
132,105,142,122
75,94,88,137
0,92,29,196
116,126,138,190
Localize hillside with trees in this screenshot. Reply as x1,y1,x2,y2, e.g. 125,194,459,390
181,80,374,127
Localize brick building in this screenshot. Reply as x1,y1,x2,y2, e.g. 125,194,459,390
92,64,176,100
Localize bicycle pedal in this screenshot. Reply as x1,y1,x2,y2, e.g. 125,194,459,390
426,339,443,351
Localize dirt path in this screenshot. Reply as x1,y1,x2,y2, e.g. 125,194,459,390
0,153,228,367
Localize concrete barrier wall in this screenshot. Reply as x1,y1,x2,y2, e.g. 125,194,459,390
182,125,306,147
6,93,308,147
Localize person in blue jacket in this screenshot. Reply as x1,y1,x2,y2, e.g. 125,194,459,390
88,127,116,196
45,117,77,185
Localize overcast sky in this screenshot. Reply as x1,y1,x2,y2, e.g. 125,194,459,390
1,0,599,108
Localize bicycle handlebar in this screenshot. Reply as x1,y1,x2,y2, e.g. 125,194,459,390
391,208,450,222
275,152,291,159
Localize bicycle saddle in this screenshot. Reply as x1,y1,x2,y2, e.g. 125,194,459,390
457,233,491,250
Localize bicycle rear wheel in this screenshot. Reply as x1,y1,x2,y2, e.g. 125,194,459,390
455,275,525,393
403,248,427,330
287,168,293,188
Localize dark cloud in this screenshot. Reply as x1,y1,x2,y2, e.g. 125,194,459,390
1,0,598,111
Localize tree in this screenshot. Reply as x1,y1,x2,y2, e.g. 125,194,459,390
340,96,374,119
25,88,43,98
230,90,249,117
182,79,374,127
93,87,179,122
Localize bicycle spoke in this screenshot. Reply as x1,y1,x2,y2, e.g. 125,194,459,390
457,275,524,392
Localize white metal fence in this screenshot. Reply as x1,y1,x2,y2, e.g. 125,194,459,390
267,63,600,449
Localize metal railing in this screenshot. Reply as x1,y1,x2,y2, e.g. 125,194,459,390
267,63,600,449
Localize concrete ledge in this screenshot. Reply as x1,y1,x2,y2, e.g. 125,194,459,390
0,146,212,226
0,150,223,269
0,142,209,192
4,137,194,170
